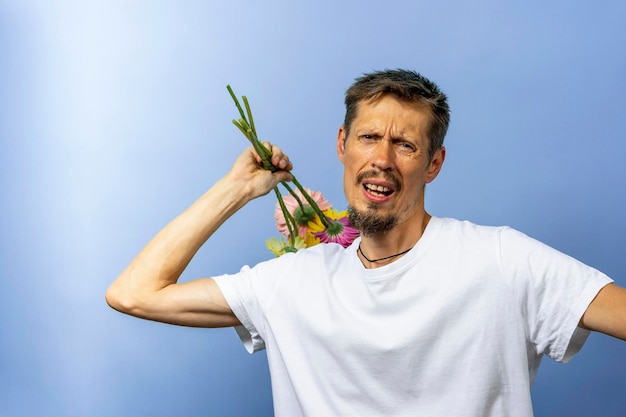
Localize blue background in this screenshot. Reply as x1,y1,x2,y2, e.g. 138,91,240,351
1,1,625,416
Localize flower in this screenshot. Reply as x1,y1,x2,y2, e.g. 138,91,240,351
308,208,360,248
266,236,307,257
274,187,331,238
228,85,360,257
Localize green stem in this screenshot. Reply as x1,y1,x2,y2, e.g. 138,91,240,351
248,129,275,171
274,187,298,245
227,85,248,124
228,86,275,170
232,119,252,142
243,96,257,137
291,177,330,227
280,182,305,210
228,84,330,228
280,181,329,227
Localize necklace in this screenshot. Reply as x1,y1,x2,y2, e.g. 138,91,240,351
357,243,414,263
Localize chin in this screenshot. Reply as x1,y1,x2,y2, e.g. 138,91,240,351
347,205,397,236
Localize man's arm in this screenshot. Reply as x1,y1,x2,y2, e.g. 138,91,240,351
105,144,292,328
580,283,626,341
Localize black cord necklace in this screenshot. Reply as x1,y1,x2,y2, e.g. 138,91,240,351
357,243,414,263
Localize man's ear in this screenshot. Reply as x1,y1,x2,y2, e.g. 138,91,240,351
425,146,446,183
336,126,346,164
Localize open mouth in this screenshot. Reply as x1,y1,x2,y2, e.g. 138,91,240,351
364,183,393,197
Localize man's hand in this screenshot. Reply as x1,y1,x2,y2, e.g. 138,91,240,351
226,142,293,200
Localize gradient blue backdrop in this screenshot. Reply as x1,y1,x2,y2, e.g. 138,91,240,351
1,1,625,416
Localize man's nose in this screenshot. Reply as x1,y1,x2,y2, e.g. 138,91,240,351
371,139,395,171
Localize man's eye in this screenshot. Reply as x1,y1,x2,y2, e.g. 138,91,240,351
397,142,416,151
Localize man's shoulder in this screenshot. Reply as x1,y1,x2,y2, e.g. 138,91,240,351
263,241,353,268
434,216,509,235
434,216,553,256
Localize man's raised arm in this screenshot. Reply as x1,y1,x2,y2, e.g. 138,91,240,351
105,144,292,328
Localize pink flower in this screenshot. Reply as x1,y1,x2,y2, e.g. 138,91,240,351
274,188,331,238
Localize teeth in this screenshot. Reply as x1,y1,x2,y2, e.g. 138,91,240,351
365,184,391,193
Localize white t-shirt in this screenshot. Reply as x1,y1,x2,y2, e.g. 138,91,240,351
214,217,612,417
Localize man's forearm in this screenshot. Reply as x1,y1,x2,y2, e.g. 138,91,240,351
106,175,251,309
105,144,293,322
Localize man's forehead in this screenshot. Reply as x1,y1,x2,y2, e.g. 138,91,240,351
352,97,432,126
355,95,432,116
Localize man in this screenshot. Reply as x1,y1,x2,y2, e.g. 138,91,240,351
107,69,626,416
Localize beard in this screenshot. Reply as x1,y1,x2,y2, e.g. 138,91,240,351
348,204,398,236
348,169,402,236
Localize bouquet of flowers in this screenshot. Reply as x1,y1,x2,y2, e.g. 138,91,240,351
227,85,360,257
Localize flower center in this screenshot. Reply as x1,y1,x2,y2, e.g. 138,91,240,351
294,205,316,226
325,220,345,236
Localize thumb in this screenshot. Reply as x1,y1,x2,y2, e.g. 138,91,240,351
270,169,293,185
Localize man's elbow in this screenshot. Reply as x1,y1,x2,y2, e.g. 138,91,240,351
105,281,139,315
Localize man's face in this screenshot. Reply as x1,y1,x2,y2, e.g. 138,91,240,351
336,95,445,236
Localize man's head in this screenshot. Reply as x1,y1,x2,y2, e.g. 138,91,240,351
337,69,449,237
343,69,450,160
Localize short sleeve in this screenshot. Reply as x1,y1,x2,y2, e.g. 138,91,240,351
214,265,267,354
499,227,612,362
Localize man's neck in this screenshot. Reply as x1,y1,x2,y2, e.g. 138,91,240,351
357,213,432,269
